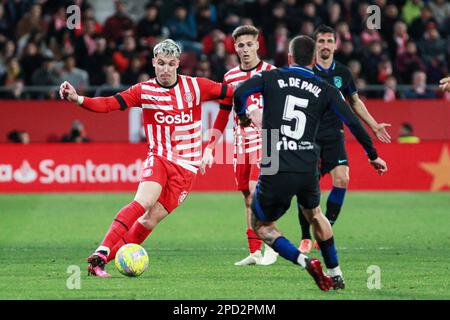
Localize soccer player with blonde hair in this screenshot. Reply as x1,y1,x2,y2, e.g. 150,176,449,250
60,39,234,276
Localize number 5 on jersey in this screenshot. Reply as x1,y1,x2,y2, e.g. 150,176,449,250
281,95,308,140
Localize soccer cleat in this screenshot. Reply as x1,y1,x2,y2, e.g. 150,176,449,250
299,239,313,253
234,250,263,266
87,252,111,277
88,264,111,277
331,275,345,290
258,243,279,265
305,258,335,291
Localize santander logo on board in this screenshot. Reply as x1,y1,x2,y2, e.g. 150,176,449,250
0,159,143,184
13,160,38,183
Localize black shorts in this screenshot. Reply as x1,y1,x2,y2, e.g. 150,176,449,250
317,133,349,176
251,172,321,222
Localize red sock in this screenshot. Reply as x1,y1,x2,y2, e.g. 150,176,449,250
107,221,152,262
246,228,262,254
100,201,145,251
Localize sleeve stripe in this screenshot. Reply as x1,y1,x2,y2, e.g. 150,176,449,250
219,84,228,100
114,94,128,110
219,103,232,110
192,77,200,106
330,103,349,126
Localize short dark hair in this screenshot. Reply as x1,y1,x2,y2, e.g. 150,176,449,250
313,24,337,42
145,3,157,10
232,25,259,41
401,122,413,133
63,54,75,61
7,130,20,143
289,35,315,66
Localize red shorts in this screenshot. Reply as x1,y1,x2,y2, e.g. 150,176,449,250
140,155,196,213
233,150,261,191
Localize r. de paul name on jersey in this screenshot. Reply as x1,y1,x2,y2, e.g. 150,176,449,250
277,77,322,98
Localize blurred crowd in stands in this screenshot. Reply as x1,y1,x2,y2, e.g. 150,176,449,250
7,119,90,143
0,0,449,100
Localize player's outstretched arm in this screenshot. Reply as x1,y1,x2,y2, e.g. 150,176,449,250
328,87,387,175
348,93,391,143
196,77,234,103
59,81,124,113
439,77,450,92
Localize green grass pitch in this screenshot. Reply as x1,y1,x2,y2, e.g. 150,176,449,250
0,192,449,300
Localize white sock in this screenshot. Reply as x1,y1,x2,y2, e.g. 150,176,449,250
297,253,308,268
96,246,110,257
328,266,343,277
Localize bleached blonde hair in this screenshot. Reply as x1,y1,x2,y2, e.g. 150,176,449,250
153,39,182,59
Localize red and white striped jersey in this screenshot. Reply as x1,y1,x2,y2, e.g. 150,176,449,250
222,61,275,155
118,75,231,173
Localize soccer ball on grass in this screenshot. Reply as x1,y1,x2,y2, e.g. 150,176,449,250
115,243,149,277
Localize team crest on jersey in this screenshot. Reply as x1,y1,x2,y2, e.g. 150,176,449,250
183,92,194,103
178,191,188,204
333,76,343,88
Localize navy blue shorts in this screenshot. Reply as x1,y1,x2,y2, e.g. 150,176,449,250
251,172,321,222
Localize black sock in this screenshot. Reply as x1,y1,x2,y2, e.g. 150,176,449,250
325,187,347,226
97,250,108,256
317,236,339,269
298,205,311,240
325,201,342,226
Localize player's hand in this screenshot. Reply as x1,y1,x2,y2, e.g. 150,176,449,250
238,114,252,127
369,157,387,175
439,77,450,92
248,108,262,130
373,123,392,143
200,147,214,175
59,81,78,103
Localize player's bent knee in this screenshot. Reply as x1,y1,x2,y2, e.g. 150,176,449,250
133,198,154,212
331,166,350,188
307,206,323,219
134,182,163,211
333,175,349,188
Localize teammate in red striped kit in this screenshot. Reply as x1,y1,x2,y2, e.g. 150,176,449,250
60,39,233,277
200,25,278,266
